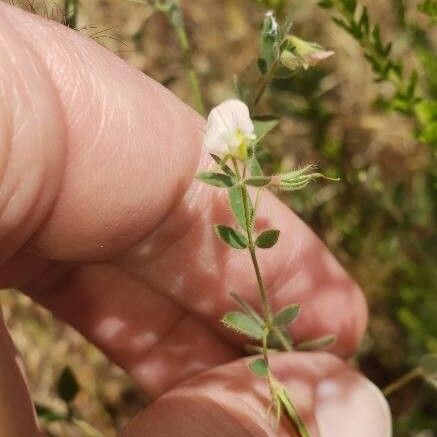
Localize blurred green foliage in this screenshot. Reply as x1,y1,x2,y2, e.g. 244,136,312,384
247,1,437,434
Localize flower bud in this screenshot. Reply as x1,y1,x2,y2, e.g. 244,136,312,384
283,36,335,70
272,164,339,191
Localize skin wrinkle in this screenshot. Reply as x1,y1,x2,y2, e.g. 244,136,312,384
28,26,200,257
0,11,67,263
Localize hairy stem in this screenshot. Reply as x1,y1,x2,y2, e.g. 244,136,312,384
64,0,78,29
383,367,422,397
232,159,272,321
232,158,310,437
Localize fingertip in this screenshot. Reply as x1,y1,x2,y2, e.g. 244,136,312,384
315,368,392,437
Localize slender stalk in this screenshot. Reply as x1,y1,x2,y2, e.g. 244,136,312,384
262,328,277,402
232,158,310,437
159,1,205,114
232,159,272,321
174,23,206,115
64,0,78,29
251,58,280,112
281,394,312,437
273,327,293,352
383,367,422,397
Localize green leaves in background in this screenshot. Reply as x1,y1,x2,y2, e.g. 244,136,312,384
57,366,79,403
214,224,248,249
196,172,236,188
36,404,67,423
415,100,437,145
419,354,437,388
418,0,437,21
253,116,280,142
255,229,280,248
272,304,300,326
222,311,264,339
249,358,269,378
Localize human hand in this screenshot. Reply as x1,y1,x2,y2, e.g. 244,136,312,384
0,4,391,436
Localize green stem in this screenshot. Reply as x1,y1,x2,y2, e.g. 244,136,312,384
232,159,272,321
280,394,312,437
174,24,206,115
64,0,78,29
382,367,422,397
232,159,309,437
250,58,280,112
158,1,205,114
273,327,293,352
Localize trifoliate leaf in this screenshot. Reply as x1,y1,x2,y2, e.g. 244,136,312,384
214,225,248,249
248,358,268,378
196,171,236,188
222,311,264,339
295,335,337,351
273,304,300,327
245,176,271,187
57,366,79,403
255,229,280,249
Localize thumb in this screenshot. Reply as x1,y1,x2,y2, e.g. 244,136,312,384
121,353,392,437
0,2,203,263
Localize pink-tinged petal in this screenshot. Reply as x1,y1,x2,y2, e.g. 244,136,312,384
307,50,335,66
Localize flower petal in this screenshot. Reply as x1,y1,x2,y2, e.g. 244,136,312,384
203,99,254,157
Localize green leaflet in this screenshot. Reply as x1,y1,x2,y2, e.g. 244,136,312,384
214,225,248,249
222,311,264,340
248,358,269,378
273,304,300,326
256,229,280,249
196,171,236,188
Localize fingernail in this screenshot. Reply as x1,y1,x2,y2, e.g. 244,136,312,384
315,373,392,437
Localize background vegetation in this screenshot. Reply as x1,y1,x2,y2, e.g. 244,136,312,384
2,0,436,435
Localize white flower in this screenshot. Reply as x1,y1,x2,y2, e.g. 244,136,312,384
203,99,256,161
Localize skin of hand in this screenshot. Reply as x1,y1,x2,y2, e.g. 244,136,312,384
0,3,391,436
